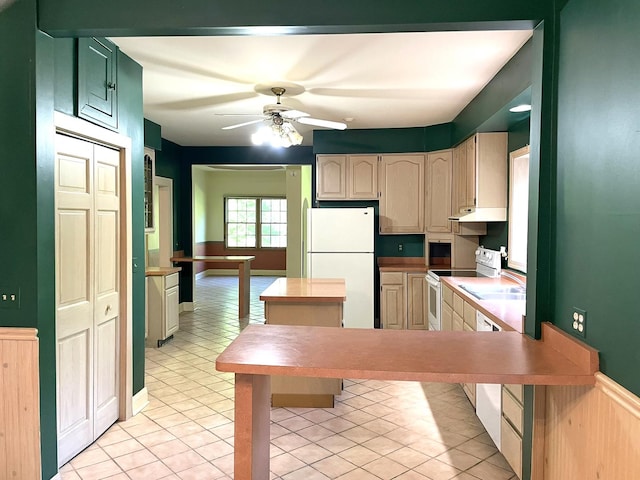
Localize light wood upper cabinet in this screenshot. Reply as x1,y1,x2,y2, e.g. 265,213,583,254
316,154,377,200
426,149,453,233
316,155,347,200
349,155,378,199
452,132,508,220
379,154,425,234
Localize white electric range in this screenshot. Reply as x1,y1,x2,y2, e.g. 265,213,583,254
425,247,502,331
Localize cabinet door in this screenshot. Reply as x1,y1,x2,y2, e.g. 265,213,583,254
407,274,427,330
464,135,477,209
77,37,118,129
426,150,453,233
441,301,453,331
379,154,425,234
453,311,464,331
165,285,180,336
349,155,378,199
316,155,347,199
380,283,405,329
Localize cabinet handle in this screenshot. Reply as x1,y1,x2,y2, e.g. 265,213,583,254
105,305,112,315
107,82,117,90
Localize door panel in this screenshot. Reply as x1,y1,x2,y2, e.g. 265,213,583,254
55,133,120,466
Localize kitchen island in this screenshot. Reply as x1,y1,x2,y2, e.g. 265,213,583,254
260,277,346,408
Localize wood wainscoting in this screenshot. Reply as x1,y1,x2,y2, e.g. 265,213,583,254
0,328,41,479
195,241,285,274
543,372,640,479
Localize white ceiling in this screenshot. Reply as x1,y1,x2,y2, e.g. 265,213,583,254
113,30,532,147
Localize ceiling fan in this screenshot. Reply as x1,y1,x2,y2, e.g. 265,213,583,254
219,87,348,132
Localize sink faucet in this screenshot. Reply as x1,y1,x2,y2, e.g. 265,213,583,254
501,271,526,288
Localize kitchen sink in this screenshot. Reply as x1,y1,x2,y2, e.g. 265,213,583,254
458,283,526,301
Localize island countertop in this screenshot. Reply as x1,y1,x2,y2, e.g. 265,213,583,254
260,278,346,303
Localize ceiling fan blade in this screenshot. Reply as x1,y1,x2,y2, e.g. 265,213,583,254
152,92,259,111
297,117,347,130
222,119,265,130
280,109,310,119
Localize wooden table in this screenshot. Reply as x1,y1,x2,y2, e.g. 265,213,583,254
171,255,255,317
260,278,346,408
216,323,598,480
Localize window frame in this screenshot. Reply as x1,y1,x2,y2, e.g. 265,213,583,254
224,195,287,249
507,145,530,273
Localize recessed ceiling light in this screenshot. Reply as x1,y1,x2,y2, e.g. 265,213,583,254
509,104,532,113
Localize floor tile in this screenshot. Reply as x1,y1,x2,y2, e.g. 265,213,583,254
59,276,514,480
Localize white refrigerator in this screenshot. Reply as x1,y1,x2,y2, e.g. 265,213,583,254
307,207,374,329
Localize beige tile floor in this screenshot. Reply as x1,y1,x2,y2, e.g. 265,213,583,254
60,275,517,480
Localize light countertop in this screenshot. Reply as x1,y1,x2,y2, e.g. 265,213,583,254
145,266,182,276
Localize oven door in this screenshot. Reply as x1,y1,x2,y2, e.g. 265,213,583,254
425,275,441,330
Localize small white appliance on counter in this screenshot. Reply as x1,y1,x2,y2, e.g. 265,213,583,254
307,207,374,329
476,310,502,449
425,246,502,331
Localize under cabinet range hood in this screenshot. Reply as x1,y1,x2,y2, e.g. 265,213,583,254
448,207,507,222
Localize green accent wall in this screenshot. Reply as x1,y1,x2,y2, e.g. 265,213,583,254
39,0,544,36
555,0,640,395
144,118,162,150
314,124,452,154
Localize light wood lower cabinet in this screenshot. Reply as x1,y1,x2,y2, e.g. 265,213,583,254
442,284,477,406
146,272,180,347
380,271,427,330
265,301,343,407
501,383,524,479
380,272,406,329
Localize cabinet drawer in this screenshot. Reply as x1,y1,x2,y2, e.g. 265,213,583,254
442,284,453,306
165,272,179,289
501,417,523,479
380,272,404,284
463,302,476,329
504,383,524,403
453,292,464,316
502,388,524,434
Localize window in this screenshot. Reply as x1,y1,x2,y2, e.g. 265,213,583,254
225,197,287,248
508,146,530,272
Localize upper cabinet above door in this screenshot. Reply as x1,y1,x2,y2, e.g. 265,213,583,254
77,37,119,130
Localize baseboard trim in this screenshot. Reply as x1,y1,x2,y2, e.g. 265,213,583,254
204,269,285,277
50,473,62,480
180,302,194,312
132,387,149,415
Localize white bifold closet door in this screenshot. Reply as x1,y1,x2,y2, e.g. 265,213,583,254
55,133,121,466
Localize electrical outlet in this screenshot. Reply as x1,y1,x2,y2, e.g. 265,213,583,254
0,288,20,309
571,307,587,337
398,244,403,252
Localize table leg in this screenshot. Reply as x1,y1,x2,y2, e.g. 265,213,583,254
234,373,270,480
238,260,251,317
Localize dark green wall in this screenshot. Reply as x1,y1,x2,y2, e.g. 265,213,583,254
555,0,640,395
314,124,452,154
39,0,544,36
144,118,162,150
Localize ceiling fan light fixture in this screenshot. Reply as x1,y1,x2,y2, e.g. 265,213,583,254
251,122,303,148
